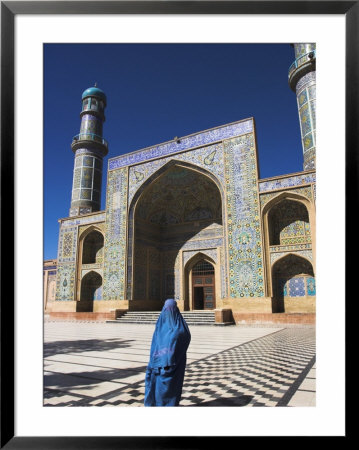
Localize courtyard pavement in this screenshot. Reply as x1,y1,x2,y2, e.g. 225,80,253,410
44,321,316,407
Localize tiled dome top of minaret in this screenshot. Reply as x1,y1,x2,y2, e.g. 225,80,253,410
82,86,107,105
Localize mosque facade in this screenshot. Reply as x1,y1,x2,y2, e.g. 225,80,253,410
48,44,316,322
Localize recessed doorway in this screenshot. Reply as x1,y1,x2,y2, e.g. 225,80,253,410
192,261,215,310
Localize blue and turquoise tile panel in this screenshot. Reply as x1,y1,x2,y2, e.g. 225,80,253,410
223,133,265,298
278,276,316,297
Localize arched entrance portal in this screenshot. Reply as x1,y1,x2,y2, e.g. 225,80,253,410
191,260,216,310
129,163,223,310
272,254,315,313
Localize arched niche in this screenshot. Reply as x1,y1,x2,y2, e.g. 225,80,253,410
271,253,315,313
77,271,103,312
268,199,310,246
81,229,104,265
261,191,315,297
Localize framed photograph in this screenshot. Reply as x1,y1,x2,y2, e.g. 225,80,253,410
1,1,354,447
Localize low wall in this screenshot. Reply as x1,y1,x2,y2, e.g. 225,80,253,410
233,312,316,325
48,311,117,322
283,297,316,313
218,297,273,313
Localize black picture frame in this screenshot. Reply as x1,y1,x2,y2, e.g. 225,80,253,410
1,1,354,448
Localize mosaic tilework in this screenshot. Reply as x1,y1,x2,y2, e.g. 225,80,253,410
126,161,226,301
162,237,223,253
109,119,253,170
272,254,315,300
296,69,316,171
74,147,106,158
294,43,316,59
102,168,128,300
58,226,78,263
55,224,79,302
55,263,76,301
270,249,313,265
80,115,103,136
71,151,103,213
259,173,315,193
127,143,225,206
78,222,106,238
289,277,305,296
133,166,222,224
307,277,316,296
278,276,316,297
223,133,264,298
61,213,106,228
270,200,311,246
260,186,313,210
280,221,311,245
295,71,316,96
182,249,218,267
220,247,227,298
270,243,311,252
62,232,74,259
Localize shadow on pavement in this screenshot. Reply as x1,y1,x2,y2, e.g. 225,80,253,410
193,395,253,406
44,338,134,358
44,366,147,391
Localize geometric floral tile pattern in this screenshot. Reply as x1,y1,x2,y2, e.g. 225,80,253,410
288,277,306,296
55,215,106,303
118,138,233,302
128,163,224,302
258,172,315,193
278,276,316,297
259,186,314,210
127,143,225,206
108,119,253,170
223,133,265,298
295,71,316,96
55,263,76,301
55,225,79,302
295,70,316,171
270,249,313,265
182,249,218,267
58,226,78,263
62,232,74,259
270,200,311,246
306,277,316,296
60,213,106,228
102,167,129,300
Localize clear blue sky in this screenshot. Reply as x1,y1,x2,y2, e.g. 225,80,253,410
44,43,302,260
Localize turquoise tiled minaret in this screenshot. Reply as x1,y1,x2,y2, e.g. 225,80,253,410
288,44,316,171
69,85,108,217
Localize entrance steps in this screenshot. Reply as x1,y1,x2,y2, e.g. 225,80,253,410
107,310,216,326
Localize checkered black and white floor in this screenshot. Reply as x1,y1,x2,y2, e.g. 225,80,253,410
44,322,315,407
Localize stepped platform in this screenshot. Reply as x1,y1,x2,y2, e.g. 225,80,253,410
106,310,231,326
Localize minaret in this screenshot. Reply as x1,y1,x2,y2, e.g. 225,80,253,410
288,44,316,171
69,85,108,217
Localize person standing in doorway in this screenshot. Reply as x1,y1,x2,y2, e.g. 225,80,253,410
144,298,191,406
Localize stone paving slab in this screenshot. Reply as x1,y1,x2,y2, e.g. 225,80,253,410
44,321,315,407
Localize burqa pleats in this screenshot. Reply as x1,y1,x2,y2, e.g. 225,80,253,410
144,299,191,406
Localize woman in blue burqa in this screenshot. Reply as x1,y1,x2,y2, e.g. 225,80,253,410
144,298,191,406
